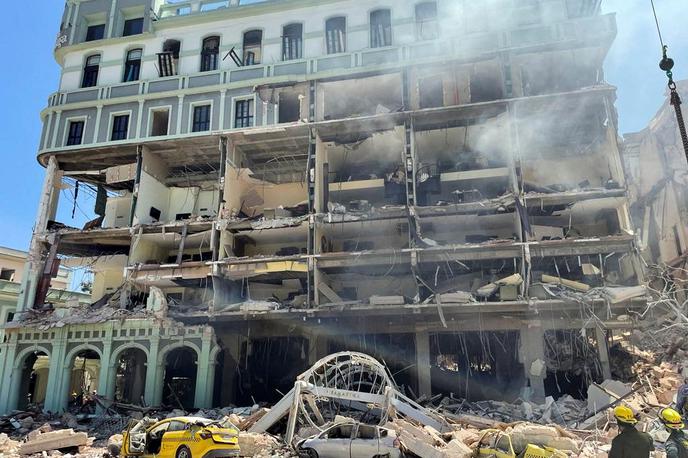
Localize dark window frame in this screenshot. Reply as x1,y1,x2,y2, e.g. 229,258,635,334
123,48,143,82
111,114,130,141
200,36,220,72
234,99,254,128
325,17,346,54
282,23,303,61
415,2,439,40
123,17,144,37
82,54,101,88
67,120,85,146
242,29,262,65
192,104,212,132
85,24,105,42
370,9,392,48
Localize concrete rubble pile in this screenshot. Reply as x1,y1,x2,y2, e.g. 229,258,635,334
1,327,687,458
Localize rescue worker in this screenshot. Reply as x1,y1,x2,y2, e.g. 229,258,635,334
660,407,688,458
609,405,654,458
677,375,688,419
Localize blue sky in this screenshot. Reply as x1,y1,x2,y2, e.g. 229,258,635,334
0,0,685,252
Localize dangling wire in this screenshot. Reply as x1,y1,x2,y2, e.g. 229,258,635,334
649,0,665,52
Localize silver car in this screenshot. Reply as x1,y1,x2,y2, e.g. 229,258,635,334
298,422,403,458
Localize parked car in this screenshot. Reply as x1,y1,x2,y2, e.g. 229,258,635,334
473,429,567,458
298,421,403,458
120,416,240,458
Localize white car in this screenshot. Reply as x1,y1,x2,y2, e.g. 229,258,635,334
298,421,403,458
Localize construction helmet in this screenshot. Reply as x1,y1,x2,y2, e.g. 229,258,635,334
614,405,638,425
660,408,685,430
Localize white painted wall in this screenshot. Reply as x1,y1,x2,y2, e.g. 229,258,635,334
57,0,575,92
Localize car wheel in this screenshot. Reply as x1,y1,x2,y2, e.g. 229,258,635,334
176,445,192,458
300,449,318,458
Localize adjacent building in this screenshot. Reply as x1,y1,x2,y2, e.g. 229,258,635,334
0,0,649,415
623,80,688,268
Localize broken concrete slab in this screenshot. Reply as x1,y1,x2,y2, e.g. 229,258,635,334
18,429,89,455
369,295,405,305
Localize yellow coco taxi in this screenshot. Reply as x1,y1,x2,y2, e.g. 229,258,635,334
121,416,240,458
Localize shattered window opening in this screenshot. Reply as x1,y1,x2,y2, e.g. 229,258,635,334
370,9,392,48
282,23,303,61
415,2,439,40
326,16,346,54
242,29,262,65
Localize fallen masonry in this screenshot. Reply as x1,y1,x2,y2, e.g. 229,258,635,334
0,329,686,458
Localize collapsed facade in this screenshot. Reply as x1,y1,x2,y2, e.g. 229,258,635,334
0,0,649,415
623,80,688,268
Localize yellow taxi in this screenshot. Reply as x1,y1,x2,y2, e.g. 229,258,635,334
120,416,240,458
474,429,567,458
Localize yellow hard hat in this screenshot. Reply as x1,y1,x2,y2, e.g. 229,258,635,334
614,405,638,424
660,408,685,430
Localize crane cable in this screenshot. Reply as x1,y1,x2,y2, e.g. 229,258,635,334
650,0,688,164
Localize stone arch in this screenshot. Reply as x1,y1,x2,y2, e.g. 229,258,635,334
62,344,103,412
160,344,199,410
11,347,52,411
157,341,201,366
13,346,51,369
112,344,149,405
64,344,103,365
111,342,149,364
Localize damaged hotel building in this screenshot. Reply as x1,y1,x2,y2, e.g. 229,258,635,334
0,0,650,414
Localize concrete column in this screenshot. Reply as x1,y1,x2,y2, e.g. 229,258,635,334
144,336,160,406
219,90,227,129
50,111,62,148
98,338,114,400
204,359,216,408
176,96,184,135
44,331,68,412
43,112,54,150
220,335,243,407
194,328,213,408
415,330,432,398
68,1,80,44
17,156,60,314
135,100,145,139
308,334,329,365
106,0,119,39
595,327,612,380
0,340,19,413
521,323,546,403
93,105,103,144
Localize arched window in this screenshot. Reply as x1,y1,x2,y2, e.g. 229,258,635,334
123,48,143,82
282,24,303,61
370,9,391,48
243,30,262,65
200,36,220,72
82,54,101,88
416,2,438,40
158,39,181,77
326,17,346,54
